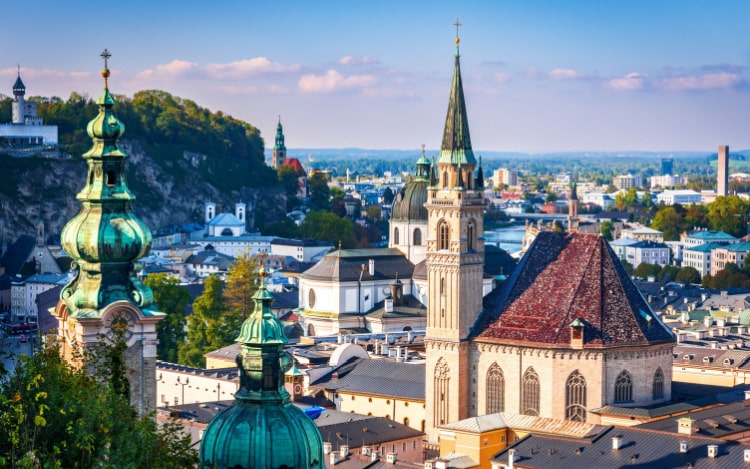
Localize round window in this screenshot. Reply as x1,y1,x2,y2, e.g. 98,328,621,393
308,288,316,308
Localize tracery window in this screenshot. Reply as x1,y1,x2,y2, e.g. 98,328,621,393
394,227,400,245
486,363,505,414
438,221,449,250
614,370,633,403
467,220,476,251
434,358,450,425
413,228,422,246
521,367,540,416
565,370,587,422
652,367,664,400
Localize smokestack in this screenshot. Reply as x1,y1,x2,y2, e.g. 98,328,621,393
718,145,729,197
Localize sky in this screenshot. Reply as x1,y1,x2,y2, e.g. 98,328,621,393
2,1,750,153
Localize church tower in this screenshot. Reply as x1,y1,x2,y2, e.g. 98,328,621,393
54,50,164,417
424,22,485,443
272,117,286,168
12,67,26,124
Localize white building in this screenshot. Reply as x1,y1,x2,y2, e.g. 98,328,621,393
581,191,615,210
650,174,687,189
271,238,333,263
10,272,70,323
625,241,671,268
613,174,642,190
620,225,664,243
0,71,58,147
656,189,702,206
683,243,725,278
190,202,273,257
493,168,518,187
682,230,738,249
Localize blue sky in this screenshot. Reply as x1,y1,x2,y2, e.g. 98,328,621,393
2,1,750,153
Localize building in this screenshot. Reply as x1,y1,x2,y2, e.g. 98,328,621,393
612,174,642,190
608,237,638,262
199,267,325,468
422,33,674,444
656,189,702,205
390,151,432,264
718,145,729,197
661,157,674,176
649,174,687,189
683,230,738,249
10,272,70,323
625,240,671,268
683,242,726,278
493,168,518,187
271,117,286,168
620,225,664,242
52,52,164,417
192,202,275,258
271,238,332,263
0,69,59,149
711,241,750,276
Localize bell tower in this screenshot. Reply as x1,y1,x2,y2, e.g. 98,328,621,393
54,50,164,417
272,116,287,168
424,21,485,443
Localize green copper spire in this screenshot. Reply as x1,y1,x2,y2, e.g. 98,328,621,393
415,144,431,182
59,50,158,318
273,116,286,152
200,265,324,469
437,20,476,167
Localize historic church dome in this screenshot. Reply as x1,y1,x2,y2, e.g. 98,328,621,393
200,268,324,469
391,152,433,222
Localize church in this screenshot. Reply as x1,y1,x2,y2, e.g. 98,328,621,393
421,31,675,443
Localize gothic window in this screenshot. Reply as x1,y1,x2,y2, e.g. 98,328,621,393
521,367,540,416
438,221,449,250
486,363,505,414
565,370,587,422
467,220,476,251
614,370,633,403
393,227,400,245
413,228,422,246
440,278,445,296
434,358,450,425
442,172,448,188
652,367,664,400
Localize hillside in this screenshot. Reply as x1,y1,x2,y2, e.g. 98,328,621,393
0,91,285,244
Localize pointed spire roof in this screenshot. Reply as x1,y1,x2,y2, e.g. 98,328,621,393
12,66,25,96
475,155,485,188
437,23,476,167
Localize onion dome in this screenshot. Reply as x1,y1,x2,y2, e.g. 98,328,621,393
274,116,286,151
59,50,157,316
391,152,430,222
200,266,324,469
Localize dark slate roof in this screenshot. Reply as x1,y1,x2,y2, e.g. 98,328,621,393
437,46,475,166
271,289,299,310
412,260,427,281
391,179,428,222
302,249,415,282
478,232,674,347
36,285,62,333
1,235,36,277
636,399,750,438
365,294,426,320
312,358,425,400
317,415,423,447
493,426,750,468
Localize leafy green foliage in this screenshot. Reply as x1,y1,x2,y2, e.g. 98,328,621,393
598,220,614,241
634,262,663,279
651,206,687,241
263,218,300,238
223,255,260,338
0,342,197,468
706,196,750,238
308,172,331,211
144,274,190,363
178,275,226,368
299,211,356,248
675,266,701,284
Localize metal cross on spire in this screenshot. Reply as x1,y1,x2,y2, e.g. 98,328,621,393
100,49,112,88
454,18,462,39
422,143,426,155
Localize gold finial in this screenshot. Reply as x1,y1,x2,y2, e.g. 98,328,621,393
338,240,342,250
421,143,426,156
258,250,268,281
454,18,462,44
100,49,112,88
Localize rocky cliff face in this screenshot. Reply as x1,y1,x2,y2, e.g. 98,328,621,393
0,141,285,246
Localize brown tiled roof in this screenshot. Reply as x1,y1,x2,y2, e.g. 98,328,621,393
478,232,674,347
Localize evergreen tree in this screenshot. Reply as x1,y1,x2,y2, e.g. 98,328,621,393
222,255,260,343
144,274,190,363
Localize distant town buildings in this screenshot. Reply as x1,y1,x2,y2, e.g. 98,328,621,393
650,174,687,189
0,69,59,151
613,173,642,190
656,189,702,205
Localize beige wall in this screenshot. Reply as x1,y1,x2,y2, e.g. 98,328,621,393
334,390,425,433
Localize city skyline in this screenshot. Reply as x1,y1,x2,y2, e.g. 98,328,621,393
2,1,750,152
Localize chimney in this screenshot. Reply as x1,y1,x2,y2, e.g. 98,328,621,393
384,298,393,313
680,441,689,454
508,449,517,469
368,259,375,276
340,445,349,458
708,445,718,459
744,448,750,463
744,390,750,401
704,315,713,327
329,451,340,465
386,453,397,464
324,442,332,455
612,436,622,450
371,451,379,462
361,446,371,456
678,417,696,435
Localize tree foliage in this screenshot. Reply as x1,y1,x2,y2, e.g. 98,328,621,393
144,274,190,363
178,275,226,368
222,255,260,342
706,196,750,238
651,206,687,241
308,172,331,211
634,262,662,279
598,220,614,241
0,341,197,468
675,266,701,284
299,211,356,248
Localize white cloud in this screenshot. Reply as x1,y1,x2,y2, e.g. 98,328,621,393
135,60,200,79
605,73,647,91
491,72,510,84
298,70,377,93
660,73,741,91
549,68,583,80
205,57,300,78
337,56,380,66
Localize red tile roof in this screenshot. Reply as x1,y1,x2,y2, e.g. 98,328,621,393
284,157,305,174
478,232,674,347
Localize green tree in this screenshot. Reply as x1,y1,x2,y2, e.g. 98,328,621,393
634,262,662,279
657,265,680,282
263,217,300,238
684,204,708,230
651,206,687,241
382,187,394,205
308,172,331,210
278,164,302,209
144,273,190,363
178,274,225,367
598,220,615,241
707,196,750,238
299,210,356,248
222,255,260,343
676,266,701,284
545,192,558,203
0,343,198,468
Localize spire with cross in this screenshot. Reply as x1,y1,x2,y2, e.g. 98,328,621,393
100,49,111,88
454,18,462,56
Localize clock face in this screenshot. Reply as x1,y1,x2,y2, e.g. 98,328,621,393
106,310,135,340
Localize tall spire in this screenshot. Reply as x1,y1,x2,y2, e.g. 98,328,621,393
438,18,475,167
475,155,484,189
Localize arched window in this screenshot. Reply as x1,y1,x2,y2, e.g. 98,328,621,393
467,220,476,251
434,358,450,425
486,363,505,414
307,324,316,336
438,221,449,250
413,228,422,246
652,367,664,400
521,367,540,416
394,227,400,245
615,370,633,403
565,370,587,422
